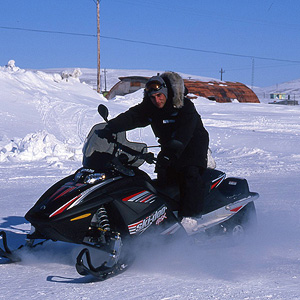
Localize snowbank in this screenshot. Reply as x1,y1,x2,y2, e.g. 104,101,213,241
0,61,106,165
0,131,81,163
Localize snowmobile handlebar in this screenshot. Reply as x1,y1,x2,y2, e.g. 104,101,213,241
109,147,156,177
139,152,157,164
113,139,157,165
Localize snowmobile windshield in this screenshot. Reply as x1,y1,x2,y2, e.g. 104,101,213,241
82,123,147,171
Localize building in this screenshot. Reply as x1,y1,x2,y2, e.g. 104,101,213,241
184,80,259,103
106,76,148,100
106,76,260,103
268,93,298,105
269,99,298,105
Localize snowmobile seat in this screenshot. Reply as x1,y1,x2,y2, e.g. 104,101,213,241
218,177,250,198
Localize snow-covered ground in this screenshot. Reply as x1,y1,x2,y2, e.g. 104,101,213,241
0,62,299,299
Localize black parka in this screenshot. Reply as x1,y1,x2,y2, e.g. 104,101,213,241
107,72,209,170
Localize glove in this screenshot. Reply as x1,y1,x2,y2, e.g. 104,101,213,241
95,127,114,143
156,152,172,169
142,152,155,164
155,140,184,170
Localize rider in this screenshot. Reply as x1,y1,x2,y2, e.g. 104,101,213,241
97,71,209,234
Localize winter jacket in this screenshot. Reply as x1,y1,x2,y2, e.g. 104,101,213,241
107,72,209,169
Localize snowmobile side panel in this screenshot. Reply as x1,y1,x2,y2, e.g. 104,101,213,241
192,192,259,234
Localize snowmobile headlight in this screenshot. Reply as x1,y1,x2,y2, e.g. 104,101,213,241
84,173,106,184
74,168,94,182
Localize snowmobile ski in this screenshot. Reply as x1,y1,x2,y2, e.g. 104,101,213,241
0,231,21,263
76,233,130,280
0,231,50,264
75,248,130,280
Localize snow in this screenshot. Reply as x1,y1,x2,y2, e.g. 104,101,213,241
0,62,300,299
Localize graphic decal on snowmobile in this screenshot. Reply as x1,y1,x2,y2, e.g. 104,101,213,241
49,194,82,218
229,205,243,212
210,173,226,190
128,206,167,235
49,183,85,201
70,213,92,222
49,180,118,218
50,177,125,219
122,190,156,204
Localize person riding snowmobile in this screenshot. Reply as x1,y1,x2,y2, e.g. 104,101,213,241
97,71,209,234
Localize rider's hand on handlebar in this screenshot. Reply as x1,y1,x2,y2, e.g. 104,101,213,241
95,127,114,143
142,152,156,164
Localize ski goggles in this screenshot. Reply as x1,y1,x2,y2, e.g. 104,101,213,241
145,81,166,95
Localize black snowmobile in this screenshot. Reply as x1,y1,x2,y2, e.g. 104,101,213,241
0,105,259,280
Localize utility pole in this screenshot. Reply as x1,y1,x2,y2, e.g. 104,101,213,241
251,58,254,90
97,0,101,93
102,68,107,92
219,68,225,81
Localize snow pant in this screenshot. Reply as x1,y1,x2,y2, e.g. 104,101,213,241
157,165,205,218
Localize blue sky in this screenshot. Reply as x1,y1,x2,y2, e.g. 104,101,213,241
1,0,300,87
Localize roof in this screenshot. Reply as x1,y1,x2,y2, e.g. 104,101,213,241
118,76,149,82
184,80,260,103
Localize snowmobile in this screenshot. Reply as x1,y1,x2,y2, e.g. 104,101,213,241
0,104,259,280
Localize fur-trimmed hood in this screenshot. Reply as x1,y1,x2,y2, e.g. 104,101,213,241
160,71,185,109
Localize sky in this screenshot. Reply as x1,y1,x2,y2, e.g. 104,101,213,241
1,0,300,87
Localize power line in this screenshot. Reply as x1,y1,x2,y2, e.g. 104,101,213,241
114,0,300,32
0,25,96,37
1,25,300,64
100,35,300,64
